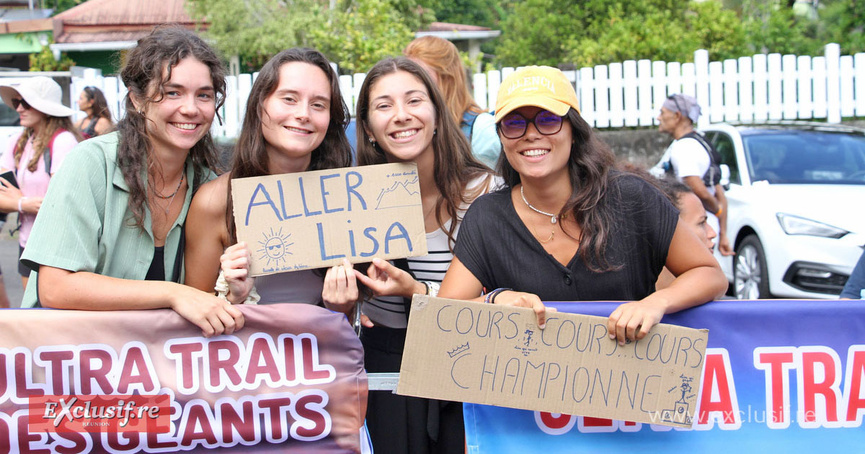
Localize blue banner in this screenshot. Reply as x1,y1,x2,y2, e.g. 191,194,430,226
464,300,865,452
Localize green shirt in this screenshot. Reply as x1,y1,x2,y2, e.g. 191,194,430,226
20,131,216,308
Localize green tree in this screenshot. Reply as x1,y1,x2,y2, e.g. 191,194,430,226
186,0,427,72
310,0,414,73
740,0,821,55
819,0,865,54
426,0,503,28
495,0,745,67
29,43,75,71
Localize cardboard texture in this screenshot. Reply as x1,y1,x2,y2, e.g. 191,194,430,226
397,296,709,427
231,163,427,276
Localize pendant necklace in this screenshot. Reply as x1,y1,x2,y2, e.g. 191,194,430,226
151,166,186,215
521,185,558,224
152,169,185,199
520,185,558,243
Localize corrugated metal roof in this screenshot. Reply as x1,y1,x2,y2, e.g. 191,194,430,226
54,0,195,26
53,0,203,44
0,8,52,22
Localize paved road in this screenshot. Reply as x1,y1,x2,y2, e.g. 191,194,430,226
0,214,25,307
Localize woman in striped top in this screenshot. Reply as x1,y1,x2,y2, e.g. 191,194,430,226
322,57,495,453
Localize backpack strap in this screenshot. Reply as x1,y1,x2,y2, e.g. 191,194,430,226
682,131,722,187
42,128,66,176
461,110,480,139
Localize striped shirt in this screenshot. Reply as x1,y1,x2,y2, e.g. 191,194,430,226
362,174,499,328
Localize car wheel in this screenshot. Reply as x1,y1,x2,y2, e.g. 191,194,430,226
733,235,770,299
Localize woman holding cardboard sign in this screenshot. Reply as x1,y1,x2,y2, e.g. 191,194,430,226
325,57,496,453
439,66,727,345
19,26,243,338
184,48,353,308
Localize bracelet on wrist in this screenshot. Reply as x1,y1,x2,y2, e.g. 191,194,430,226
214,269,260,304
421,280,440,297
484,287,511,304
17,197,26,213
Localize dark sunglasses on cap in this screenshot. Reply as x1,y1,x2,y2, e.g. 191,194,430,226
667,94,685,115
11,98,32,110
498,110,564,139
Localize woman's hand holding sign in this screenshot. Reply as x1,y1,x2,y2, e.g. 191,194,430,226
356,258,427,299
219,242,255,304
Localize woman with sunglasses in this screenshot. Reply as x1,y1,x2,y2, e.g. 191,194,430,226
18,27,243,338
76,86,115,139
440,66,726,345
0,76,81,290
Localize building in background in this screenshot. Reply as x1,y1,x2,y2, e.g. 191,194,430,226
50,0,205,75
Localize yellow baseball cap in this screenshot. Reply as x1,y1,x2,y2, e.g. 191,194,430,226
494,66,580,123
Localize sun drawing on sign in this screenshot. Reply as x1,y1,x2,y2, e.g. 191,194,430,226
257,228,294,268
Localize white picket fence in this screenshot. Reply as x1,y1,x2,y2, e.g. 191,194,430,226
73,43,865,139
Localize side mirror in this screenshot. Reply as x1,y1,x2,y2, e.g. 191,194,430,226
720,164,731,191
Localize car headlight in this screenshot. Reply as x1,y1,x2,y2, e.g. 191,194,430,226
776,213,848,238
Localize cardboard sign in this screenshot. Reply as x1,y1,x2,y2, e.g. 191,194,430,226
231,163,427,276
397,296,708,427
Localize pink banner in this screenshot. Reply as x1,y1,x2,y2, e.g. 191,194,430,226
0,303,368,453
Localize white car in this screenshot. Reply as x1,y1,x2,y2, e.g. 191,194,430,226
701,122,865,299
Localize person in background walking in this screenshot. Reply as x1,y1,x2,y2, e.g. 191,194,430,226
404,36,501,169
76,86,114,139
19,26,243,338
653,93,732,256
0,76,81,290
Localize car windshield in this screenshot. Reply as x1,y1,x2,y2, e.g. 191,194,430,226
743,130,865,185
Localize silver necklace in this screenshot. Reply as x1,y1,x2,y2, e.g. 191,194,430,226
520,185,558,224
151,170,185,199
151,166,186,215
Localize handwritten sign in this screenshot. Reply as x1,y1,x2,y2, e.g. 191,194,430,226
231,163,427,276
397,296,709,427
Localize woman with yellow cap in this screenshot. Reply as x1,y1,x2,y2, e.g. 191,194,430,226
439,66,727,345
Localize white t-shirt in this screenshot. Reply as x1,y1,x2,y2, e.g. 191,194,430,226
669,137,715,194
666,136,719,233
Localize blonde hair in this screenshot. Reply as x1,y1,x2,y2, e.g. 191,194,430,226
14,116,80,172
404,36,482,127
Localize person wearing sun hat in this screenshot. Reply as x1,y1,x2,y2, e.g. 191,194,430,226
0,76,81,290
440,66,726,346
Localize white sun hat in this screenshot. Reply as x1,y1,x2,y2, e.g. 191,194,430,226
0,76,75,118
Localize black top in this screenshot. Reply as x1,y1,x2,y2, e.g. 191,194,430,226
454,173,679,301
145,246,165,281
80,117,99,139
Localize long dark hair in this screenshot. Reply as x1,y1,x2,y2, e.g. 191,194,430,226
355,57,490,249
82,86,113,124
500,109,619,272
117,25,226,230
226,48,352,242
